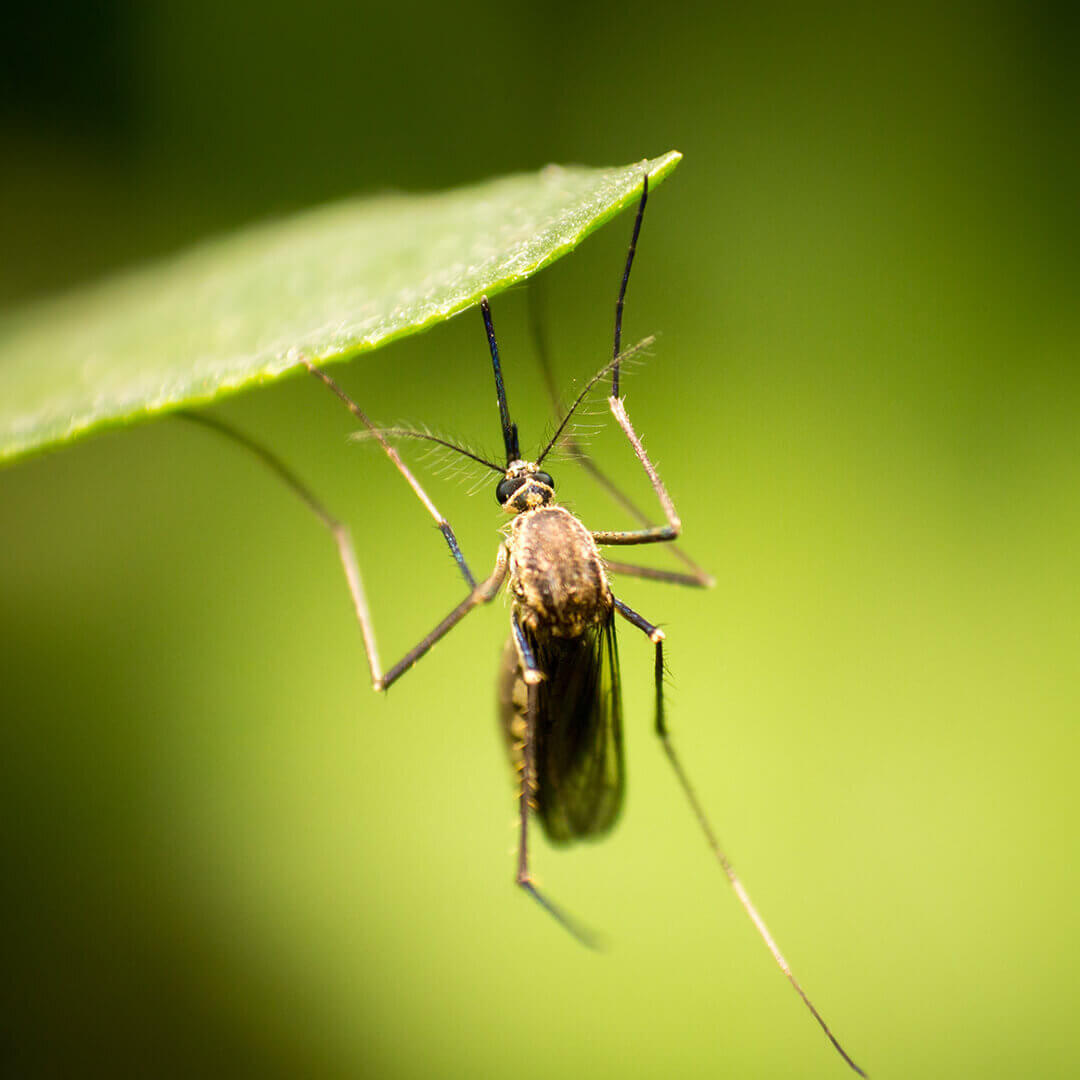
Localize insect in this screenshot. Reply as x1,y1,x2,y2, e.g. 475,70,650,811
184,175,865,1075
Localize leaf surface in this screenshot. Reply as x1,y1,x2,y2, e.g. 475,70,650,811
0,152,681,465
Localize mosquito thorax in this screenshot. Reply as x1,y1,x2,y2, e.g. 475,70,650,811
496,461,555,513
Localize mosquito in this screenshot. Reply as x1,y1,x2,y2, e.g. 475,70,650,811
183,175,865,1076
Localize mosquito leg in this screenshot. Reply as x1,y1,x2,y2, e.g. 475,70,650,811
303,359,476,589
612,594,867,1077
590,178,681,552
510,612,543,685
611,173,649,398
558,444,710,581
178,411,505,693
591,175,712,569
590,394,684,549
527,277,711,585
179,410,389,683
514,676,600,950
535,175,690,554
603,561,711,589
378,545,508,690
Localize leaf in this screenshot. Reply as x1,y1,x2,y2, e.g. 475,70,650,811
0,152,681,466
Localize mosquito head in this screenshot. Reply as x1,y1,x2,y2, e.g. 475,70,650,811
496,460,555,514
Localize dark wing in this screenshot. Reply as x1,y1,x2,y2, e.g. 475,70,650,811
502,612,623,845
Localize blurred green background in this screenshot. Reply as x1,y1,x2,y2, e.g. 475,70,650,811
2,3,1077,1078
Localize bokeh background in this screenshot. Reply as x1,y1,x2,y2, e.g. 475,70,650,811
2,3,1077,1078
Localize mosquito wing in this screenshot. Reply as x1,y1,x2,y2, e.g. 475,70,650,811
499,612,624,845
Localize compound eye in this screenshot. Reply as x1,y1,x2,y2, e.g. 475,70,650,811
534,471,555,491
496,476,526,505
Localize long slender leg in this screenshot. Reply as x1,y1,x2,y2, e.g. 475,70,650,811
590,394,684,548
514,672,599,950
582,178,681,549
603,560,710,588
303,359,476,589
378,546,507,690
593,174,714,569
612,596,867,1077
510,612,543,685
179,410,506,692
527,277,712,585
612,174,649,398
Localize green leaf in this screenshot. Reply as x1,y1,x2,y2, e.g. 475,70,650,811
0,153,681,466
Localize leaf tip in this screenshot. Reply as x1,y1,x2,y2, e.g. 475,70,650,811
645,150,683,182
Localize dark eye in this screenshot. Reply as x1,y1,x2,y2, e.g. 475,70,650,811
534,471,555,490
496,476,525,505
